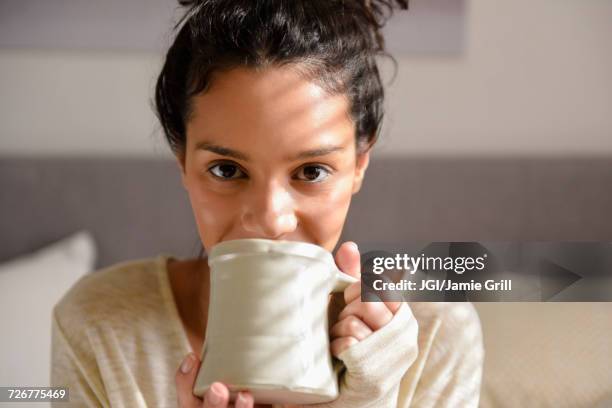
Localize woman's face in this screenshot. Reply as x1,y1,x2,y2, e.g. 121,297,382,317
178,66,370,253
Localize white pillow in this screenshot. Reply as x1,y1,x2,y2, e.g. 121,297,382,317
0,231,96,389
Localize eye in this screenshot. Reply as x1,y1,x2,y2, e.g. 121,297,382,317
208,162,246,180
294,165,331,183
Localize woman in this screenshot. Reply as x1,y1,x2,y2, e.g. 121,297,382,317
51,1,484,407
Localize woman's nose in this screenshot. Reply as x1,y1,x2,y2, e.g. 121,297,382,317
240,182,298,239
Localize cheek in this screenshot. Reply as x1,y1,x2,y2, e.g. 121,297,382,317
184,180,239,246
299,178,354,239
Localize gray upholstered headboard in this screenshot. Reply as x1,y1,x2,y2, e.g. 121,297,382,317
1,156,611,268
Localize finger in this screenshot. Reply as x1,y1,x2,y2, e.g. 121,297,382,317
202,382,229,408
330,336,359,357
343,281,361,305
234,392,254,408
335,241,361,280
176,353,204,408
338,299,394,331
384,300,403,315
363,286,403,316
330,315,373,341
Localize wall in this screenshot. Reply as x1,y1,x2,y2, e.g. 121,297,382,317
379,0,612,157
1,0,611,158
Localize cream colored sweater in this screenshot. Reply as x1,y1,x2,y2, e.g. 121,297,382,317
51,256,484,407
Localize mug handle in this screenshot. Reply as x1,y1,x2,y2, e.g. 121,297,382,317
331,269,359,293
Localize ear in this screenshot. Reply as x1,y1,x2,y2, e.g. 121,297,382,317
352,146,371,195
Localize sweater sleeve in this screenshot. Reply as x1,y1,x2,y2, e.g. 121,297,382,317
311,302,420,408
405,302,485,408
50,306,109,408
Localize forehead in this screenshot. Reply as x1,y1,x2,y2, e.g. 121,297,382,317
186,66,355,153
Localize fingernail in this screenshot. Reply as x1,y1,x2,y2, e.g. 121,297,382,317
349,242,359,252
207,383,223,405
180,354,194,374
236,392,248,407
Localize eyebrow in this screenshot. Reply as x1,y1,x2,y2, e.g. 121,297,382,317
195,141,345,161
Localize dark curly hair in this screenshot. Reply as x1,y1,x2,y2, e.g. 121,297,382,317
154,0,408,157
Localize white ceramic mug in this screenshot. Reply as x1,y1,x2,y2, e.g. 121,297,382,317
193,238,358,404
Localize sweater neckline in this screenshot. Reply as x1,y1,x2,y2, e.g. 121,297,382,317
156,254,193,356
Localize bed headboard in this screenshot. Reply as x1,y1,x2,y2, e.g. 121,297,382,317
4,155,612,408
1,156,611,268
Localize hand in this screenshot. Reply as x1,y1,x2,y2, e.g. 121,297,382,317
329,241,403,357
175,352,265,408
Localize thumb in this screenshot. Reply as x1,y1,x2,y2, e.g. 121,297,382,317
335,241,361,279
175,353,203,408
